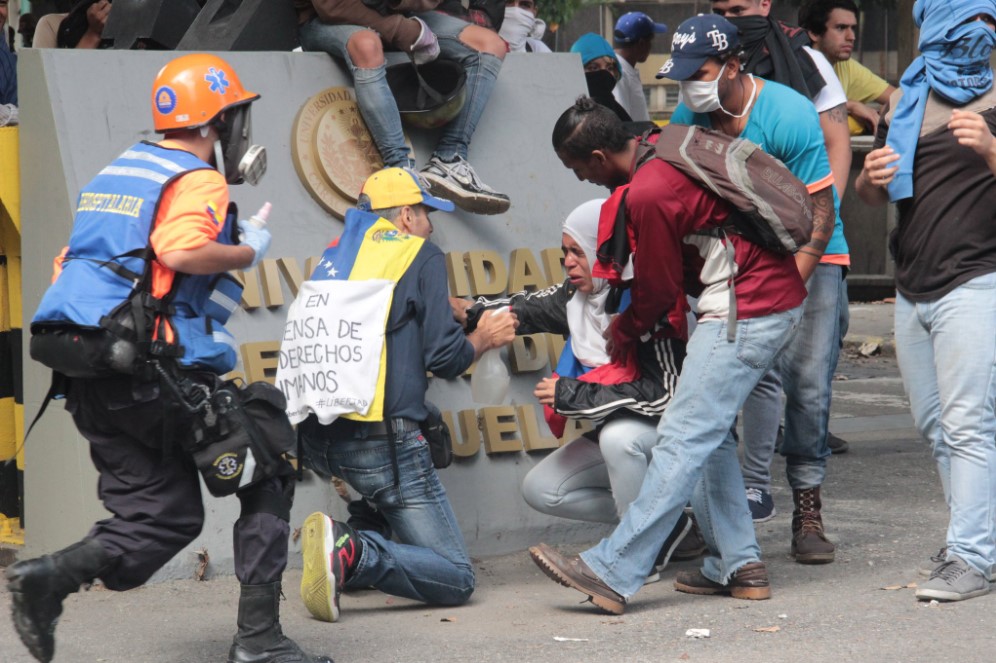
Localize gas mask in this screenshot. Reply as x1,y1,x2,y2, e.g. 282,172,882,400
499,7,546,52
212,104,267,186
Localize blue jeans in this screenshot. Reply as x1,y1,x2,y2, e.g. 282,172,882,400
520,417,658,524
581,307,802,598
301,425,475,606
894,273,996,578
299,11,501,167
741,264,849,490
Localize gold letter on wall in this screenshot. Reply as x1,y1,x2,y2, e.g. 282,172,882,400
277,257,306,299
446,251,472,297
465,251,508,297
518,404,559,452
258,258,284,308
241,341,280,384
540,247,565,286
510,334,548,373
481,406,523,454
447,409,482,458
508,248,547,294
233,268,262,310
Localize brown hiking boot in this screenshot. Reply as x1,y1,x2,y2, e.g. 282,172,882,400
674,561,771,600
791,487,835,564
528,543,626,614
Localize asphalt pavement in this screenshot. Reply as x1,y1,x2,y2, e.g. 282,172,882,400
5,299,994,663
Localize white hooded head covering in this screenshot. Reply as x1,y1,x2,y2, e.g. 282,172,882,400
499,6,547,52
562,199,612,368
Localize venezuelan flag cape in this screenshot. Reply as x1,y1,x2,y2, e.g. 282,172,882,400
277,209,424,425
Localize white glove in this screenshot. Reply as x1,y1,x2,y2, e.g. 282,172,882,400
238,219,272,268
410,16,440,66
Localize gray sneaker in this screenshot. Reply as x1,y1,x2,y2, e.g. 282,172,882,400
917,546,947,578
915,556,990,602
918,546,996,581
420,155,511,215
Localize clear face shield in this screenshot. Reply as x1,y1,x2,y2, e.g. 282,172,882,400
213,104,267,186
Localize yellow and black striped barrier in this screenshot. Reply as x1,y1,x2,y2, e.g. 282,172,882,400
0,125,24,545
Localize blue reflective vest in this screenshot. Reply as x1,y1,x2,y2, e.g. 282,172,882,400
32,142,244,374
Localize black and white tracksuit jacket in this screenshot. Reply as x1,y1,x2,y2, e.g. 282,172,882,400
467,280,685,426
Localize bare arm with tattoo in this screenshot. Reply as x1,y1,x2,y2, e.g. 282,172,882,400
819,103,853,199
795,186,835,283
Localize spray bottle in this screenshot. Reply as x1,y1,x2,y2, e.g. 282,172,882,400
471,306,511,404
246,201,272,229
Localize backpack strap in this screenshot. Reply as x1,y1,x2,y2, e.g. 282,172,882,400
17,371,71,453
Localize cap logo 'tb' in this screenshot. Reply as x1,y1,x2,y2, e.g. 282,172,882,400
707,29,729,51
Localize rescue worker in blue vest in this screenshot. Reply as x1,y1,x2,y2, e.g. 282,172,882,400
5,54,332,663
295,168,517,623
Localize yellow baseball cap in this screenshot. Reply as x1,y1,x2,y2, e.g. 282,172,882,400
360,168,455,212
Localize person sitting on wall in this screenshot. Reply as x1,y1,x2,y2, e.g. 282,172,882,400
499,0,551,53
436,0,505,32
56,0,110,48
294,0,511,215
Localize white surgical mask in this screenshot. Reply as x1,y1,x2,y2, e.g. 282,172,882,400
500,6,543,52
678,70,723,113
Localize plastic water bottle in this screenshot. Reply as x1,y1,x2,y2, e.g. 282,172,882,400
471,307,511,404
247,201,272,228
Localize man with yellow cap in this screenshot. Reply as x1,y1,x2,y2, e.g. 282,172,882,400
285,168,516,623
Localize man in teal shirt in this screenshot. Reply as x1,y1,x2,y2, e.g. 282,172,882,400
660,13,846,567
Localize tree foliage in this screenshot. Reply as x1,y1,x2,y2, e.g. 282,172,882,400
539,0,598,29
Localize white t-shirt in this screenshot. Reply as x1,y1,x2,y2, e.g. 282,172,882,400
524,38,551,53
804,46,847,113
613,56,650,122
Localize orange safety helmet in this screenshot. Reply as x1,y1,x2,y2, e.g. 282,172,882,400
151,53,260,133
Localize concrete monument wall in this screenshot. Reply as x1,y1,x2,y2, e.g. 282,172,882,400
18,48,611,580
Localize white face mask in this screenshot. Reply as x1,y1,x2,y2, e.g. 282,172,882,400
678,68,723,113
500,7,544,52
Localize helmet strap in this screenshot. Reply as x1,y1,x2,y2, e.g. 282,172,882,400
213,139,228,181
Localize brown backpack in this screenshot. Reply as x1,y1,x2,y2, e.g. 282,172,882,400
637,124,814,254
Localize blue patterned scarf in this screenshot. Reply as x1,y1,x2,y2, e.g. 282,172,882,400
886,0,996,202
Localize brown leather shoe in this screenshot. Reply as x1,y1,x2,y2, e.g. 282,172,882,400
674,561,771,600
528,543,626,614
791,487,835,564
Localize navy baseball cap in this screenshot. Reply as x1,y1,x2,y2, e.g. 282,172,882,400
613,12,668,45
655,14,740,81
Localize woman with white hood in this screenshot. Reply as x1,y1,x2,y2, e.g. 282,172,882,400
499,0,551,53
454,199,701,582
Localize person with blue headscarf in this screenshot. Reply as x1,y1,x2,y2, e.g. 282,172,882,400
856,1,996,603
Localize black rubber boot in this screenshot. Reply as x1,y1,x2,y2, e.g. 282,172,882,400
4,538,109,663
228,582,334,663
